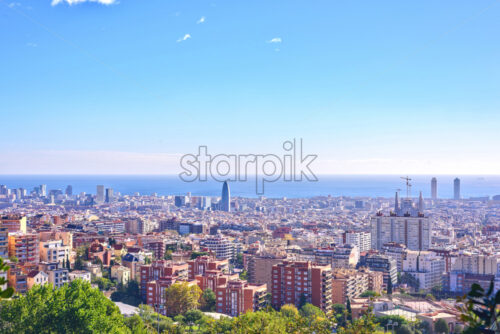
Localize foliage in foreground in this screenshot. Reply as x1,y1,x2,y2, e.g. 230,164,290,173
457,280,500,334
0,280,127,333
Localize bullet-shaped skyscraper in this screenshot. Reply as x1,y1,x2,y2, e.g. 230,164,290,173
431,177,437,200
221,181,230,212
454,178,461,200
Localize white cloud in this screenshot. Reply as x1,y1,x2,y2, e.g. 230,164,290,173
267,37,282,43
26,42,38,47
51,0,117,6
197,16,206,24
8,2,21,8
177,34,191,42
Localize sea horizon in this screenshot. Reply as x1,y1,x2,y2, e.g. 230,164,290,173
1,174,499,199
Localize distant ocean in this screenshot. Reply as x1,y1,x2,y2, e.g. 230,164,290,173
0,175,499,199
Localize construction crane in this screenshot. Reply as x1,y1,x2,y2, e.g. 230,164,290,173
400,176,412,198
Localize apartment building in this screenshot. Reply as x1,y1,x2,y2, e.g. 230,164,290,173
187,255,229,280
0,215,27,233
332,244,360,269
247,255,285,292
402,251,445,292
215,280,267,316
331,269,369,304
201,234,234,260
0,225,8,259
8,233,39,264
140,260,189,302
39,240,70,265
344,231,371,252
381,242,407,272
271,261,332,313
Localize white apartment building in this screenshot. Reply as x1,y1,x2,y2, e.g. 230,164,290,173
403,251,445,291
202,234,235,260
345,231,371,252
452,253,499,275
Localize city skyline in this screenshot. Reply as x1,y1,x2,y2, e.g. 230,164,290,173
1,0,500,174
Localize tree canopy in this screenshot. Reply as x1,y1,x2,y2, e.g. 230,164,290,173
0,279,127,333
164,282,202,317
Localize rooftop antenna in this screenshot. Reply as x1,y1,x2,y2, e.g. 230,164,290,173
400,176,412,198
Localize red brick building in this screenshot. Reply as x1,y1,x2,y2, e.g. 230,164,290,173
271,261,332,313
140,260,190,311
187,256,229,280
215,280,267,316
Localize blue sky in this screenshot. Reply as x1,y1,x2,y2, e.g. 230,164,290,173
1,0,499,174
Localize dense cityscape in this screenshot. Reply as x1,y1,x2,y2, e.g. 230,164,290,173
3,0,500,333
0,176,498,333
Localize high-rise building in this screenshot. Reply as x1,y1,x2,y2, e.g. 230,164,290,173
220,181,230,212
96,185,105,203
371,193,431,251
40,184,47,197
174,195,188,207
431,177,437,200
0,225,8,259
344,231,371,252
65,185,73,196
105,188,114,203
8,233,40,264
271,261,332,313
454,178,461,200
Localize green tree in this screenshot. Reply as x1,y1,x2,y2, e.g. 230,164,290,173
338,309,377,334
401,273,420,292
346,297,352,321
92,276,114,291
387,278,393,295
200,288,216,312
0,279,127,333
434,318,449,334
234,253,244,268
298,293,308,310
376,315,408,329
280,304,300,318
396,324,413,334
190,251,208,260
360,290,379,298
457,280,500,332
239,269,248,280
163,249,172,260
0,258,13,299
164,282,202,317
332,303,347,327
8,256,18,263
300,303,325,319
